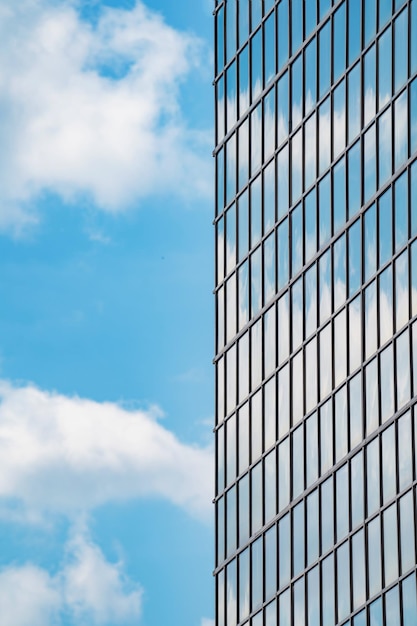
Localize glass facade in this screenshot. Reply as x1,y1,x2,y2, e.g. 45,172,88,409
214,1,417,625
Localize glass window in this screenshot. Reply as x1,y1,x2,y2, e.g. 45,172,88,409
226,559,237,626
263,160,275,234
352,530,366,609
333,81,346,160
333,3,346,81
378,188,393,267
334,309,347,387
396,329,411,408
400,491,416,574
226,135,236,206
279,513,290,586
334,389,347,461
395,8,408,93
364,45,376,127
251,536,263,611
378,108,392,189
304,113,317,191
292,350,304,426
251,319,262,390
322,554,335,626
307,566,320,626
225,205,236,276
319,97,331,174
385,585,400,626
337,542,350,621
413,0,417,75
365,358,379,437
402,572,417,626
305,39,317,115
292,276,303,350
364,0,376,45
278,437,290,511
365,281,377,359
320,323,332,400
238,120,249,192
239,548,250,621
277,71,289,147
348,141,361,218
364,125,376,203
348,0,361,64
278,363,289,438
238,261,249,330
348,219,361,297
305,263,317,338
264,234,276,306
293,577,305,626
293,501,305,576
250,104,262,175
382,424,396,503
277,145,289,219
351,450,364,529
238,45,249,115
264,376,276,450
367,437,380,515
238,473,249,545
319,21,331,98
238,402,249,475
395,250,409,330
320,399,333,475
226,414,236,486
264,90,276,163
336,465,349,541
279,588,291,626
251,28,262,102
395,171,408,252
378,26,392,109
398,411,413,490
226,63,237,134
278,293,289,366
411,78,417,156
304,190,317,263
291,54,303,130
380,345,394,422
321,476,334,553
226,0,236,62
216,6,225,74
305,1,317,36
305,338,318,415
395,92,408,170
348,63,361,142
226,486,236,556
379,0,392,29
319,173,331,247
265,600,277,626
277,0,289,71
217,426,224,494
333,235,346,311
250,248,262,318
364,203,376,282
292,424,304,499
384,503,399,585
333,158,346,235
265,525,277,601
264,13,275,87
277,219,289,290
250,0,261,28
251,462,262,534
369,598,383,625
264,449,277,523
307,489,319,565
217,570,225,626
368,515,382,597
291,0,303,55
291,129,302,204
251,389,262,462
349,372,363,448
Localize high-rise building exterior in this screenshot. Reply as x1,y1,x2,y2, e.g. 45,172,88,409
214,1,417,625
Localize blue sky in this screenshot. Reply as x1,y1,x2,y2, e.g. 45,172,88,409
0,1,214,625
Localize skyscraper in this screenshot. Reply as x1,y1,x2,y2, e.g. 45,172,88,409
214,1,417,625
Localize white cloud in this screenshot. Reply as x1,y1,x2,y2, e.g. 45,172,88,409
0,380,213,521
201,619,215,626
0,530,141,626
0,0,211,235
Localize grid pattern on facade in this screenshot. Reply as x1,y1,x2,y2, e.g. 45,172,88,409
214,1,417,625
